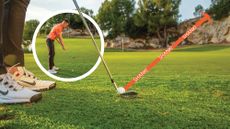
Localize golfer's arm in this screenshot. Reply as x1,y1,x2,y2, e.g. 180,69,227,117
55,38,62,47
57,36,65,48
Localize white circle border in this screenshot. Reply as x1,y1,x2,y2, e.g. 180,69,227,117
32,10,104,82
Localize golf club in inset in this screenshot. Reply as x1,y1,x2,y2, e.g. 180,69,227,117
72,0,138,98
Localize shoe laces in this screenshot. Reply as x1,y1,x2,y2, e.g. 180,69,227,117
8,63,37,80
0,73,23,91
22,67,37,80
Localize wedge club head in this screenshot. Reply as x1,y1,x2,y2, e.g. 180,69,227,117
117,87,138,98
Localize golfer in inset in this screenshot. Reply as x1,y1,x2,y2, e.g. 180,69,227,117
46,20,69,74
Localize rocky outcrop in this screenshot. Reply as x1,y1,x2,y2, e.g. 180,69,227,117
105,37,161,49
62,28,90,37
105,16,230,49
178,16,230,44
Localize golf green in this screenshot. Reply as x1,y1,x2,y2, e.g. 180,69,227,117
0,44,229,128
35,37,101,78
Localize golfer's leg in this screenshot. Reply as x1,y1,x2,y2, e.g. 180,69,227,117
3,0,30,67
47,39,54,70
46,39,51,69
52,43,55,68
0,0,6,74
50,41,55,69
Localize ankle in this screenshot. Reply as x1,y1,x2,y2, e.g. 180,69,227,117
7,67,19,74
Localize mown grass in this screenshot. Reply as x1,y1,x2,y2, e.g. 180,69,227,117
0,44,229,129
35,37,101,78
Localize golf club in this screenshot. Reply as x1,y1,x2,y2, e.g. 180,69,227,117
72,0,138,98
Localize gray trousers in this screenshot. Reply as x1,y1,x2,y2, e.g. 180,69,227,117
0,0,30,74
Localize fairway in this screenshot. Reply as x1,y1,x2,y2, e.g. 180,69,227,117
0,44,230,128
35,37,101,78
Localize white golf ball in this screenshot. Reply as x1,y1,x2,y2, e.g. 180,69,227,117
117,87,126,94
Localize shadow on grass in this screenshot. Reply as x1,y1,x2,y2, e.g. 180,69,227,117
174,45,230,52
0,114,15,121
105,44,230,52
3,88,145,128
55,64,95,78
2,85,230,129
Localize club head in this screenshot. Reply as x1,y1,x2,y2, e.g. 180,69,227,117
120,91,138,99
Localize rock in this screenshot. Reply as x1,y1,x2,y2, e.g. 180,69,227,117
147,38,160,45
210,36,219,44
148,43,161,49
134,38,146,44
146,38,161,48
128,43,144,49
105,40,114,48
226,34,230,43
177,16,230,44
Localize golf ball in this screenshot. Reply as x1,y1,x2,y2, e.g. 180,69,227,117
117,87,126,94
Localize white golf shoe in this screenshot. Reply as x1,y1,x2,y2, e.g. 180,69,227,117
48,69,58,74
52,66,60,71
8,67,56,92
0,73,42,104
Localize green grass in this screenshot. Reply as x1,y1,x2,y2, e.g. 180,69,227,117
35,38,101,78
0,44,230,129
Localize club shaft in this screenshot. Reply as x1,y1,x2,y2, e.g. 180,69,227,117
72,0,118,89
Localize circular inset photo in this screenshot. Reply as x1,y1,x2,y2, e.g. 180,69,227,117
32,10,104,82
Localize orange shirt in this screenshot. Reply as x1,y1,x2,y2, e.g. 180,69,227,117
48,23,64,40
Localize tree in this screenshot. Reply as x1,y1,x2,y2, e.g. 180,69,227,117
80,7,94,18
134,0,181,48
40,8,95,35
96,0,112,36
23,19,39,40
97,0,135,38
208,0,230,20
69,8,94,30
40,13,72,35
193,4,204,17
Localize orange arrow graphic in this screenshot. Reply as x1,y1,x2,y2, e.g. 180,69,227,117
124,12,212,91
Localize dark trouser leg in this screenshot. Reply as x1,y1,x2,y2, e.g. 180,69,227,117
3,0,30,67
0,0,6,74
46,38,55,70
